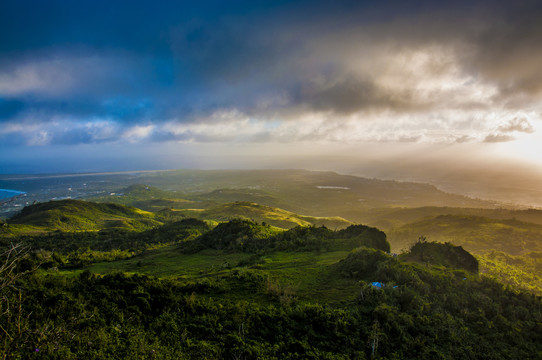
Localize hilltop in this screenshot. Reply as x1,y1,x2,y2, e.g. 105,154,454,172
6,199,161,233
400,240,479,273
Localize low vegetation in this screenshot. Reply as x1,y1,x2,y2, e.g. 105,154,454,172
1,196,541,358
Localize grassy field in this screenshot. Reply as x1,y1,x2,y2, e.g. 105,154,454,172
66,246,356,303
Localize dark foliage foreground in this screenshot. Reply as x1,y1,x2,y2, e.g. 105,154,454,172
1,245,541,359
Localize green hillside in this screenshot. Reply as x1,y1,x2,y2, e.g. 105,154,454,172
172,201,354,229
6,199,161,232
387,214,542,255
79,170,501,228
478,251,542,294
177,220,388,254
2,221,541,358
387,214,542,294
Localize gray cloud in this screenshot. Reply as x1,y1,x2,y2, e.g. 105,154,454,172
458,2,542,98
484,133,515,143
455,135,474,144
289,75,418,115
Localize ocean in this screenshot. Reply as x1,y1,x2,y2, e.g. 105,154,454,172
0,189,26,200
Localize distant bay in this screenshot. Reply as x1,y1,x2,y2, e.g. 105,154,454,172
0,189,26,200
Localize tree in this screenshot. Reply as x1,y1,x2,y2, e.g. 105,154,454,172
0,242,47,356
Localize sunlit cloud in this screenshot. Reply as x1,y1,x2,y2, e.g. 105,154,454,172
497,116,535,134
2,107,538,147
122,124,155,142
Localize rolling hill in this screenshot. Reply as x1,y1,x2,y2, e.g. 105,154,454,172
387,214,542,294
171,201,354,229
6,199,161,233
387,214,542,255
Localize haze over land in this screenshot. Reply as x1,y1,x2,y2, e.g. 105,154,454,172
1,1,542,206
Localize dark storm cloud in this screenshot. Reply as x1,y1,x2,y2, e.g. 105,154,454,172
290,75,421,115
1,0,541,145
466,1,542,96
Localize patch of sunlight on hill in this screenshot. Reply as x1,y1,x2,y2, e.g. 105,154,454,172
172,201,354,229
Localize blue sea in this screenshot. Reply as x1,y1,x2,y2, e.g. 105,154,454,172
0,189,26,200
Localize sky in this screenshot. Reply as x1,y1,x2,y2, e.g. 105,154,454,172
1,0,542,203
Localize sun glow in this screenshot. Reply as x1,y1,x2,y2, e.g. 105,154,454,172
499,134,542,164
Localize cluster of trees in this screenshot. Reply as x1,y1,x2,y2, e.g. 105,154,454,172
181,219,389,254
400,239,479,273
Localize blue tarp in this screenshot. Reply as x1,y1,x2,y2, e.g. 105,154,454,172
370,282,399,289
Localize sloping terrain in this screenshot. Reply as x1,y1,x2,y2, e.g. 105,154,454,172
1,169,498,222
2,208,542,359
387,214,542,255
6,199,161,232
387,214,542,294
360,206,542,231
172,201,354,229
